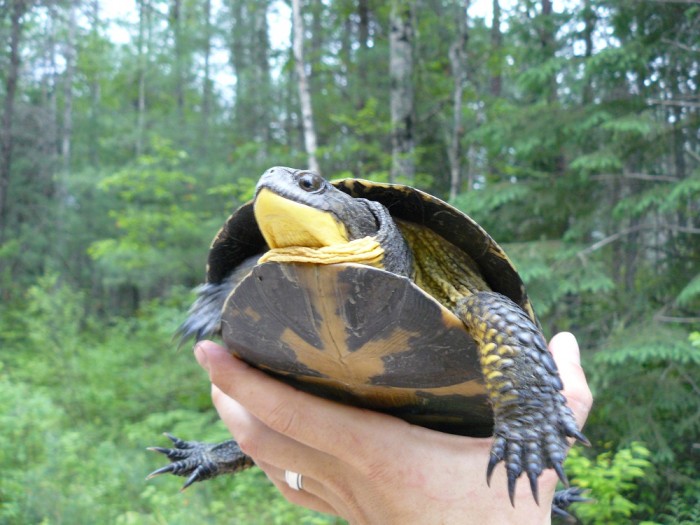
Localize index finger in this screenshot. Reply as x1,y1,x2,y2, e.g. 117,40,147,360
195,340,408,464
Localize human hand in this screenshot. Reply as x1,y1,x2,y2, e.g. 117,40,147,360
194,332,592,525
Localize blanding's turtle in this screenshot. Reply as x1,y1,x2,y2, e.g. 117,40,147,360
149,166,588,508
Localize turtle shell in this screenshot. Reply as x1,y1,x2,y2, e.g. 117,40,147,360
209,179,537,437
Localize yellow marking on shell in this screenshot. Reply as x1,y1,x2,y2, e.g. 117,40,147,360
259,236,385,268
273,370,487,410
254,188,349,249
243,307,261,323
238,264,488,411
259,264,410,390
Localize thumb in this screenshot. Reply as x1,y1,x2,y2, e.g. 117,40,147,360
549,332,593,428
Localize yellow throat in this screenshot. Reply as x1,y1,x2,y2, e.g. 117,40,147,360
254,188,349,248
254,188,385,268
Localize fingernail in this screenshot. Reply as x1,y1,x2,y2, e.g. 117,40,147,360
194,342,210,372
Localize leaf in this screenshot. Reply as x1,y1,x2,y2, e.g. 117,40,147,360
677,274,700,306
601,114,655,139
570,152,623,175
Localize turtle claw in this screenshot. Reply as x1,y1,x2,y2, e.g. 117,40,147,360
147,434,254,489
486,436,505,487
507,468,519,506
553,461,569,487
552,487,591,520
528,471,540,505
146,462,178,480
488,414,584,505
182,467,207,491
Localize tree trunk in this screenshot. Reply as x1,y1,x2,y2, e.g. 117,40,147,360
581,0,594,105
358,0,369,51
170,0,185,123
253,1,271,146
61,0,77,173
229,0,271,144
88,0,101,167
489,0,502,97
292,0,320,173
201,0,212,153
356,0,370,107
136,0,149,156
0,0,27,241
389,0,415,183
448,1,469,200
541,0,556,103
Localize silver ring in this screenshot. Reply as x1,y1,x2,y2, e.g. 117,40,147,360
284,470,304,491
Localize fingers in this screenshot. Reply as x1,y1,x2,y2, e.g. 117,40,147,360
548,332,593,428
196,341,400,469
209,382,347,517
211,383,335,474
257,461,339,515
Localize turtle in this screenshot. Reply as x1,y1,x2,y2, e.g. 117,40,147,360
149,166,588,508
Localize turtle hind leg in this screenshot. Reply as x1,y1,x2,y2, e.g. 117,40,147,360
455,291,588,505
147,433,254,490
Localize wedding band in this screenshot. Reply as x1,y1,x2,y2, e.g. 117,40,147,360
284,470,304,491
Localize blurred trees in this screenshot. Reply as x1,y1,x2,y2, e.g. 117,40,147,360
0,1,698,523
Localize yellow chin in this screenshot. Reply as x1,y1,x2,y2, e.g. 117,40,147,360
254,188,349,249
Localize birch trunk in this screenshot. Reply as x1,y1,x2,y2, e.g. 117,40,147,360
292,0,320,173
389,0,415,183
448,1,469,200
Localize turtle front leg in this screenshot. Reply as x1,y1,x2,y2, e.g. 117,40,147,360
455,291,589,505
147,433,254,489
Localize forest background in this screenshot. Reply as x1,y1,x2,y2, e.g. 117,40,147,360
0,0,698,524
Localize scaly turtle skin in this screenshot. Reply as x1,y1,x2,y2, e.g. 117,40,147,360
149,167,588,506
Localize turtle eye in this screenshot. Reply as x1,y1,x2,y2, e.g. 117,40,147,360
297,172,324,193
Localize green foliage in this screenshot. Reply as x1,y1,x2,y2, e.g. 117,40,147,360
2,0,699,522
1,276,337,524
582,328,700,521
88,138,207,293
657,490,700,525
565,443,655,525
0,372,64,523
324,97,392,180
569,152,623,176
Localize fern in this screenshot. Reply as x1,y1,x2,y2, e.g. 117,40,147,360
565,443,655,525
600,113,655,139
676,274,700,306
595,324,700,367
570,151,623,175
661,173,700,213
452,182,532,220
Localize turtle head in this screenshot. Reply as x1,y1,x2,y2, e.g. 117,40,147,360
253,167,412,276
254,167,379,249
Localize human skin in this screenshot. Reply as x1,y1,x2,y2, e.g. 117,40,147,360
193,331,592,525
